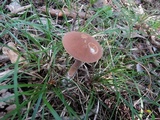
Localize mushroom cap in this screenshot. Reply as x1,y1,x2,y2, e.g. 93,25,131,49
62,31,103,63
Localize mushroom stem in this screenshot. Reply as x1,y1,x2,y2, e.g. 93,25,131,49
67,59,82,78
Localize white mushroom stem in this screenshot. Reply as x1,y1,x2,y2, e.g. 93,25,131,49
67,59,82,78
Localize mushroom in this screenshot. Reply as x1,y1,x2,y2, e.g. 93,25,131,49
62,31,103,79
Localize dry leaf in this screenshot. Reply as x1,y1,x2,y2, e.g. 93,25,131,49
6,0,31,14
0,89,7,94
0,90,15,108
93,0,104,8
6,104,16,113
2,42,26,64
0,101,6,108
136,63,144,73
6,0,21,13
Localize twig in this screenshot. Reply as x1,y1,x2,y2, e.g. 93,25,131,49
7,4,32,14
94,100,100,120
40,6,90,19
60,101,71,117
0,70,13,79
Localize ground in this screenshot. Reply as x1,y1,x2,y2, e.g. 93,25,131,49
0,0,160,120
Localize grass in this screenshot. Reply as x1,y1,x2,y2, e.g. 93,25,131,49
0,0,160,120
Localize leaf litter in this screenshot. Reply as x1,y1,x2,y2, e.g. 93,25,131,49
2,42,26,64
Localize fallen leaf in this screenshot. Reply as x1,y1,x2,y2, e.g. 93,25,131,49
6,0,31,14
1,92,15,103
0,89,15,109
0,89,7,94
136,63,144,73
2,42,26,64
6,0,21,13
0,101,6,108
93,0,104,8
6,104,16,113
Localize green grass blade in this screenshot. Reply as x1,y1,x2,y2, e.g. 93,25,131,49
13,61,21,119
31,93,43,120
43,97,62,120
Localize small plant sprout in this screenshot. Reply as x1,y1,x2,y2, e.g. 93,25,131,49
62,31,103,79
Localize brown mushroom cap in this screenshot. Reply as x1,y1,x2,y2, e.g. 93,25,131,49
62,31,103,63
